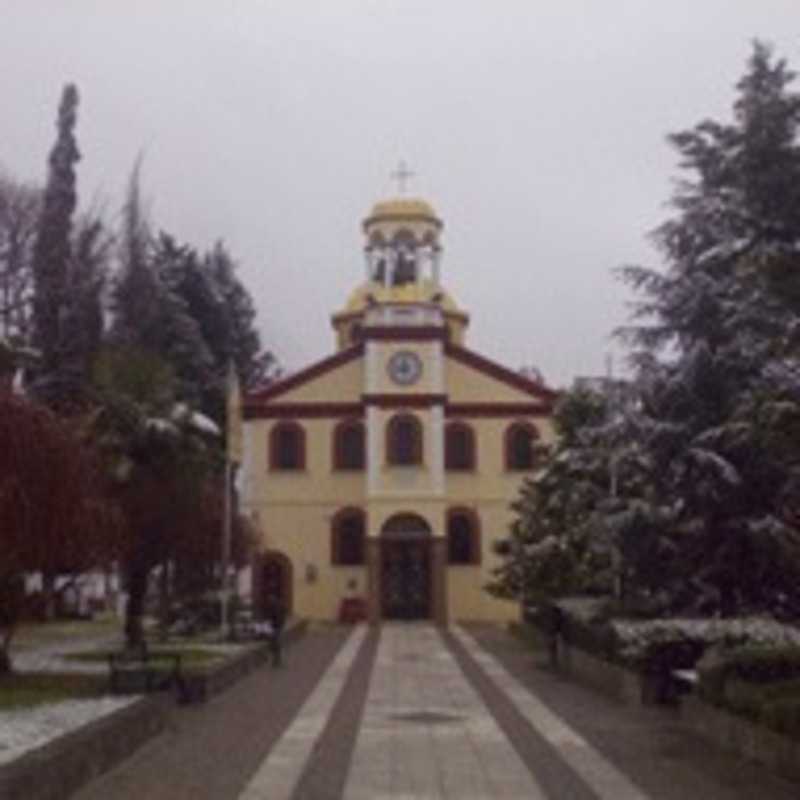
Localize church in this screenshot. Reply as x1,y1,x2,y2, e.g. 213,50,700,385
241,193,557,624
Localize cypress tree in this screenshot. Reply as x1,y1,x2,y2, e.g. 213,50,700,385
31,84,80,391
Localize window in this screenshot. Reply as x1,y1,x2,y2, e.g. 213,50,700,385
386,413,423,465
445,422,475,470
447,509,480,565
332,509,366,565
333,420,365,470
505,422,538,471
270,422,305,470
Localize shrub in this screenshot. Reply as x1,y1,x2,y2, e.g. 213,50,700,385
761,696,800,740
699,645,800,704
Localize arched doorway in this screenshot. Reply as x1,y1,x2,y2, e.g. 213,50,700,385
256,551,292,619
380,514,431,620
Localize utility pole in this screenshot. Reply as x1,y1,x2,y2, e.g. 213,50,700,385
606,353,623,602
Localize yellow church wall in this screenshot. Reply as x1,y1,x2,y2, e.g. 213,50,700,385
446,500,520,622
367,499,446,536
273,358,363,404
444,416,554,502
250,499,367,619
246,418,366,506
445,358,543,404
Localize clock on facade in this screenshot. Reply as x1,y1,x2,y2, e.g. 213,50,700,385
387,350,423,385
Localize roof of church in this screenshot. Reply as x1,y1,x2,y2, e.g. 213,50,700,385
364,197,442,228
244,340,557,408
339,279,464,317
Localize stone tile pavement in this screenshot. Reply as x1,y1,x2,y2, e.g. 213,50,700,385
71,622,799,800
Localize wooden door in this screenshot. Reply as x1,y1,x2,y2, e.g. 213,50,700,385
381,540,430,620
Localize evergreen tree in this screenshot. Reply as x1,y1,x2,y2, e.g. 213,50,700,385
618,42,800,617
60,214,111,387
489,388,611,604
110,168,213,406
31,84,80,395
0,173,40,345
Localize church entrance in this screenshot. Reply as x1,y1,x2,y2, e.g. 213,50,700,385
380,514,431,620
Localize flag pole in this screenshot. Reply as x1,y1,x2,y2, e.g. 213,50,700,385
221,457,233,639
221,361,243,639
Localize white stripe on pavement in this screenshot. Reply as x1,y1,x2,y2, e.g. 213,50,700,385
238,625,368,800
453,625,652,800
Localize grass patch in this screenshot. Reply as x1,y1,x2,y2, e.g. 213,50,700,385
65,647,226,670
13,615,121,653
0,672,107,710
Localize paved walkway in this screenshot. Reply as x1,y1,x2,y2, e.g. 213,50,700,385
74,623,799,800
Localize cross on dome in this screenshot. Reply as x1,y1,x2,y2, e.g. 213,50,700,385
390,160,415,194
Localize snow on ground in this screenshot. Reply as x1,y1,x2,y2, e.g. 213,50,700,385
0,695,137,766
1,633,253,767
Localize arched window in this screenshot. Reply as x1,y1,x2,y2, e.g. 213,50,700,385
386,413,423,466
333,419,365,470
447,509,480,565
331,508,366,566
445,421,476,471
505,422,539,471
270,422,305,470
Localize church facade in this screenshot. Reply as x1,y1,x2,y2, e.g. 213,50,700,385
241,196,556,624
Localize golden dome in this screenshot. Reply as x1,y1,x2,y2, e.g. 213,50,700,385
364,197,442,230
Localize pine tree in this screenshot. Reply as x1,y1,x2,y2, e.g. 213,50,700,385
110,168,213,406
489,388,611,604
60,214,111,386
618,42,800,616
204,241,272,388
31,84,80,394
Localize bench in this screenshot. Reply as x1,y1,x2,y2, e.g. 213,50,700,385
671,668,699,694
108,650,184,696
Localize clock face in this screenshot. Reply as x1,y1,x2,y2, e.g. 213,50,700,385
388,350,423,385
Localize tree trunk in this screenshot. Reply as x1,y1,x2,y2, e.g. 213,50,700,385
42,571,56,621
157,561,170,642
0,628,13,675
124,565,148,651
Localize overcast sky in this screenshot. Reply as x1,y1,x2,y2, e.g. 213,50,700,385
2,2,798,388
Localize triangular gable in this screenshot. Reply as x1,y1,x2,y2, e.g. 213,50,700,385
445,344,557,408
245,344,364,407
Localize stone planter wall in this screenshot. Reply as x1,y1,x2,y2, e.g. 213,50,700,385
0,618,309,799
681,695,800,784
557,638,650,705
0,694,169,800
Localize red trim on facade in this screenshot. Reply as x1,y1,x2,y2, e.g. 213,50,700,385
364,393,447,408
332,419,366,470
363,326,447,341
504,420,540,471
445,403,550,417
446,507,482,566
254,551,294,616
444,421,476,471
246,344,364,403
245,400,551,420
268,421,306,470
245,403,363,420
444,343,558,404
386,413,423,465
331,507,366,565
